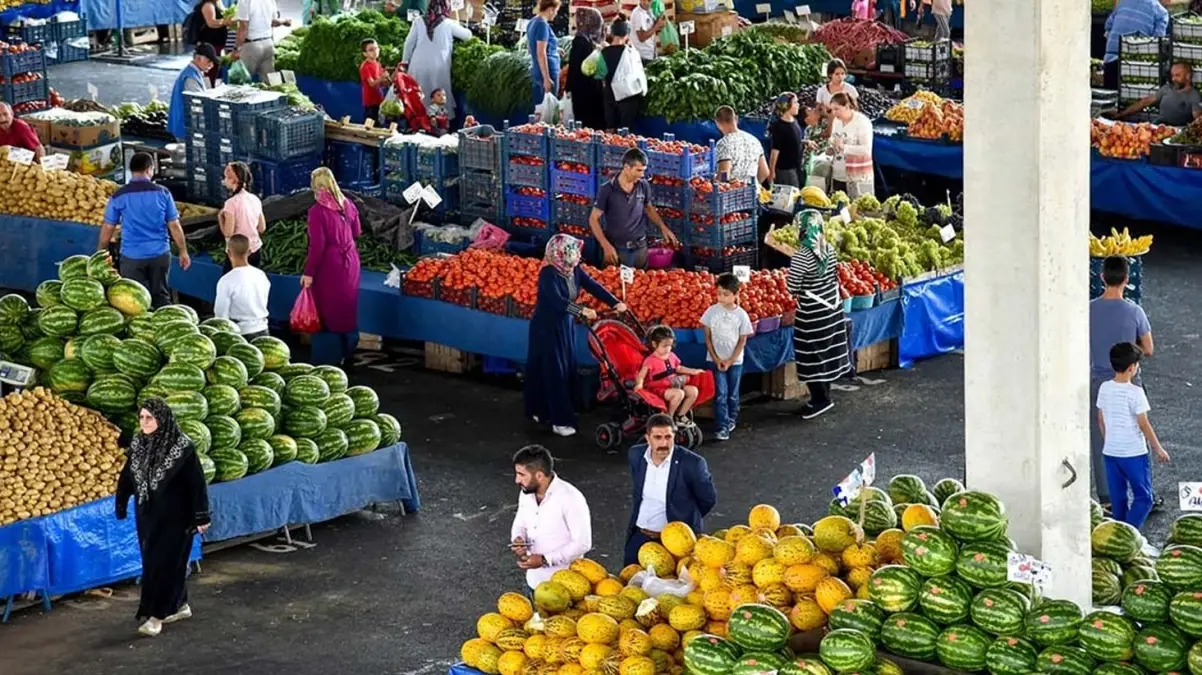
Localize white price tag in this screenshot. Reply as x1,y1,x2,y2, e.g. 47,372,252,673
1179,483,1202,511
408,9,421,21
266,72,283,86
939,224,956,243
282,69,297,85
839,207,851,224
482,6,497,25
796,4,810,14
619,265,635,284
516,17,529,32
832,453,876,506
403,181,425,204
41,154,69,171
421,184,442,208
783,9,796,21
755,2,771,12
87,82,99,101
1007,552,1053,593
450,0,465,9
721,25,733,36
679,20,695,35
732,265,751,283
880,64,895,73
7,146,35,165
147,84,159,101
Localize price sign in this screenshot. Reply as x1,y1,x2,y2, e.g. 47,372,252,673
41,154,69,171
1180,483,1202,511
783,9,796,21
403,181,425,204
839,207,851,224
281,69,297,85
147,84,159,101
482,5,498,26
939,224,956,243
450,0,465,9
7,147,35,165
266,72,283,86
796,4,810,14
619,265,635,284
679,20,695,35
879,64,895,73
1007,552,1053,593
755,3,771,13
408,9,421,21
421,184,442,209
832,453,876,506
732,265,751,283
87,82,99,101
515,17,529,33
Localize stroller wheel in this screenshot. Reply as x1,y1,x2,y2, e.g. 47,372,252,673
595,423,620,450
686,425,703,450
674,425,692,448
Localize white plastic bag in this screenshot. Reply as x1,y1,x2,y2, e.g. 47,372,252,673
559,94,575,124
535,92,561,125
639,564,695,598
612,45,647,102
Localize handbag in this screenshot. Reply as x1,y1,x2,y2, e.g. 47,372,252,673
612,45,647,102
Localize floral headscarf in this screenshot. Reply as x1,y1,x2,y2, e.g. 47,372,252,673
126,398,193,504
575,7,604,45
544,234,582,276
310,167,346,212
797,209,834,275
426,0,450,39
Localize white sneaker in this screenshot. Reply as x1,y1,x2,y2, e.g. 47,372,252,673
552,425,577,437
164,604,192,624
138,618,162,637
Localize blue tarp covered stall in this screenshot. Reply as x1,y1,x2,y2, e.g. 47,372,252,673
0,216,97,294
0,0,80,23
81,0,190,31
900,269,963,367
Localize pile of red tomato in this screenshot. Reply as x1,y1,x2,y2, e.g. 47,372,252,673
837,260,895,299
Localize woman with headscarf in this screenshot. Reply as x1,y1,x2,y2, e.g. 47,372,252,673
767,210,850,419
565,7,606,131
525,234,626,437
114,398,210,638
402,0,472,116
302,168,363,366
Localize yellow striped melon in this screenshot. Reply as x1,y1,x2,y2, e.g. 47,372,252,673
735,532,776,566
728,584,761,607
542,637,566,664
595,578,625,597
479,613,515,641
619,565,643,582
668,604,707,631
571,558,609,585
841,543,878,569
816,576,854,614
698,566,725,592
814,516,862,552
544,615,578,638
619,628,653,657
620,587,649,606
846,566,874,589
500,592,536,623
759,582,793,608
813,552,842,575
776,524,806,538
874,529,906,562
580,643,614,670
695,536,736,568
784,563,829,593
497,628,531,651
774,535,818,566
463,638,492,667
749,504,782,531
790,596,828,631
722,561,753,586
535,581,574,614
649,624,680,651
499,650,529,675
752,558,787,587
638,542,676,577
552,570,592,601
524,634,550,659
706,621,729,637
704,587,734,619
477,643,504,674
558,637,585,663
724,525,752,544
598,595,637,621
902,504,939,531
578,613,620,644
635,599,662,628
661,522,697,558
558,663,584,675
619,656,655,675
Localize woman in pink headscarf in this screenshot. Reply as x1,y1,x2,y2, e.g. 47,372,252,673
301,168,362,366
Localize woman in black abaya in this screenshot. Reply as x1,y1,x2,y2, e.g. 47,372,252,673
115,398,211,637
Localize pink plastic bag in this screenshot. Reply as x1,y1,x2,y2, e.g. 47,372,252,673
471,222,511,250
290,288,322,333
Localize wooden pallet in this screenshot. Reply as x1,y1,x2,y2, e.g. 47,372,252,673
425,343,478,374
856,338,898,373
324,117,399,146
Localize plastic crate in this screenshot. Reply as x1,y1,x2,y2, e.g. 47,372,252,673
1149,143,1179,166
212,90,286,148
415,146,459,182
1088,255,1143,299
382,142,412,173
903,38,952,64
551,167,596,197
1119,83,1158,104
461,170,503,204
507,158,548,189
552,197,592,226
1118,60,1164,86
690,184,757,217
402,275,438,298
904,59,952,84
415,229,471,256
1,47,45,77
689,247,758,273
10,23,52,45
876,43,903,75
48,41,88,65
507,219,552,239
458,126,504,172
2,77,48,106
505,124,550,157
183,92,214,132
461,199,505,225
1172,42,1202,69
650,183,688,210
505,187,551,220
476,293,512,316
661,217,688,245
185,131,212,168
53,17,86,42
251,152,323,197
645,137,714,179
186,165,224,205
599,138,638,171
325,140,380,186
509,298,536,319
1173,13,1202,44
383,176,408,203
1119,35,1171,63
254,108,325,161
440,285,477,309
689,215,757,249
551,130,597,166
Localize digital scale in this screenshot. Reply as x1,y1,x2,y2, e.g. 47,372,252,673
0,360,37,393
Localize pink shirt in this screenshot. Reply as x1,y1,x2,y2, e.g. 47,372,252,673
852,0,870,19
641,352,683,392
510,476,592,588
222,190,264,253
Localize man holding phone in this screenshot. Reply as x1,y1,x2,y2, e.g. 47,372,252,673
509,445,593,588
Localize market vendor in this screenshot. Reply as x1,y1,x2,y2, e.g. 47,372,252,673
589,148,679,269
1102,0,1168,89
1113,62,1202,127
0,102,43,162
166,43,217,140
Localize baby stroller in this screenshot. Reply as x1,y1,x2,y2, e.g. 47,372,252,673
586,311,715,452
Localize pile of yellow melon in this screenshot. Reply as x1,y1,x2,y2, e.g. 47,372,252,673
460,502,940,675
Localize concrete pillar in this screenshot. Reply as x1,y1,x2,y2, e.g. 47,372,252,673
963,0,1092,606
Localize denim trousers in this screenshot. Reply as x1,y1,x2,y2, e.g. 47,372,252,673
711,362,744,430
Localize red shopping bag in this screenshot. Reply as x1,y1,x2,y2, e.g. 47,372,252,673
290,288,322,333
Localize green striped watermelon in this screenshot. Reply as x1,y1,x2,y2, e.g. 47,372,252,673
211,330,247,355
1133,624,1188,672
1093,520,1144,564
986,636,1038,675
238,385,281,416
284,374,331,408
312,365,349,394
829,599,886,639
21,309,43,340
109,411,139,437
869,565,922,613
321,393,355,427
235,407,275,441
819,629,875,672
239,439,274,474
970,587,1030,636
0,294,30,325
250,371,286,393
1171,515,1202,548
294,437,320,464
920,575,973,625
276,363,314,382
861,500,899,534
48,359,92,395
903,526,959,577
86,374,137,413
1189,640,1202,675
940,491,1007,542
126,314,156,341
1026,599,1085,646
1095,568,1123,606
343,418,381,455
77,306,126,337
63,337,80,360
154,321,199,354
1123,565,1159,589
1091,501,1106,530
154,305,199,326
169,333,217,369
1079,610,1137,662
1158,546,1202,590
268,435,298,466
0,324,23,353
315,426,348,462
206,414,242,450
887,474,929,505
60,278,107,312
284,407,328,439
346,385,379,418
935,624,990,671
1123,581,1173,624
373,413,401,446
780,657,831,675
198,452,216,484
81,334,123,373
106,279,152,317
1095,558,1124,577
37,305,77,337
733,652,785,675
58,254,89,281
1169,592,1202,637
166,391,209,421
26,336,64,370
113,338,162,378
200,317,240,332
956,540,1011,589
208,355,250,389
138,384,171,404
880,612,939,660
209,447,249,481
1037,645,1096,675
1094,662,1146,675
251,335,291,370
729,604,790,652
226,342,265,378
86,250,119,286
684,635,742,675
178,418,212,455
35,280,63,308
153,363,207,393
203,384,241,417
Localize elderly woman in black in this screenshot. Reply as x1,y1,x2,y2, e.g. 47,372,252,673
115,398,210,637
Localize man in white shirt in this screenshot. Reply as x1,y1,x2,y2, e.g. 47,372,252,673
629,0,665,63
510,445,593,589
214,235,271,339
714,106,769,185
235,0,291,81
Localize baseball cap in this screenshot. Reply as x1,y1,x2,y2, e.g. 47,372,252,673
194,43,218,63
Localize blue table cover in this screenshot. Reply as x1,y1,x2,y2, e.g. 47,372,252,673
82,0,190,31
203,442,421,543
900,270,963,367
850,298,903,351
748,0,963,28
0,520,50,600
0,216,97,294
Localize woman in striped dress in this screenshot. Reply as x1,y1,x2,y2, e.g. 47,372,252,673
783,210,850,419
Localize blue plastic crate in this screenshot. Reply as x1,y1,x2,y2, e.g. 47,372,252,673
688,247,758,274
185,131,212,168
382,143,412,178
460,170,502,204
645,137,714,179
551,167,596,198
325,140,380,186
662,217,688,245
505,126,549,157
415,229,471,256
690,184,758,217
10,23,52,45
598,135,637,170
551,134,596,166
186,164,224,205
689,214,757,249
250,152,323,197
552,198,592,226
1,47,45,77
48,42,88,65
212,90,285,149
415,146,459,182
649,183,688,210
253,108,325,161
458,125,504,172
212,135,246,166
183,92,213,132
53,18,86,42
383,176,408,203
505,188,551,221
507,158,548,189
461,199,505,225
2,78,48,106
342,180,382,198
507,221,553,240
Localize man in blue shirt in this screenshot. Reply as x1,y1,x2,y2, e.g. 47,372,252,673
1103,0,1170,88
166,43,216,140
97,152,191,309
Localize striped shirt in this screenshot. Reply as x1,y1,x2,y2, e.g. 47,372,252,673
787,245,851,382
1096,380,1151,458
1104,0,1169,63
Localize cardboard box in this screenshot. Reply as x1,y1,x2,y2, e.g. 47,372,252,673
48,141,123,177
20,111,53,145
675,10,741,48
49,111,121,149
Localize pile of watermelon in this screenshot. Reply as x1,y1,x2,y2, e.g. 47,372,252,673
0,251,402,485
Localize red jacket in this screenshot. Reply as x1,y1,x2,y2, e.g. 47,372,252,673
392,71,432,133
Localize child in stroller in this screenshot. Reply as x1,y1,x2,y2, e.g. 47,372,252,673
634,325,705,423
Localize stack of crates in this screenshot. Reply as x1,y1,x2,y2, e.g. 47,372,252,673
902,38,952,86
0,44,48,110
1119,35,1171,106
687,179,759,272
1171,15,1202,88
381,138,413,204
184,87,285,203
550,123,599,256
1089,256,1142,304
458,125,505,225
325,140,381,196
645,134,715,247
48,15,88,64
504,120,552,239
413,144,460,222
249,106,325,198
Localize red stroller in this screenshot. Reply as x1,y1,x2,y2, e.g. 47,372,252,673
586,312,715,452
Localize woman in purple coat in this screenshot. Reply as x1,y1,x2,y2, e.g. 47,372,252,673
301,168,361,366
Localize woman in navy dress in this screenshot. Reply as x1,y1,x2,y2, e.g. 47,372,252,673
525,234,625,437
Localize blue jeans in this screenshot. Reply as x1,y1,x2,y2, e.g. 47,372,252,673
711,362,744,431
1105,454,1153,528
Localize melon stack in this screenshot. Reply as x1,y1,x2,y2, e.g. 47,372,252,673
0,252,402,486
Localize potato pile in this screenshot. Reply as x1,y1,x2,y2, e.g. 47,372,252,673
0,387,125,526
0,155,118,226
177,202,218,219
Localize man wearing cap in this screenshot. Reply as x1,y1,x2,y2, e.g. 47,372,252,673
166,44,218,140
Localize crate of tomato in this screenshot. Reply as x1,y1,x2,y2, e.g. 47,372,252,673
838,260,895,311
551,160,596,197
644,135,714,180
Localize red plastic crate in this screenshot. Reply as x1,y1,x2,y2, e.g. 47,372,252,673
440,286,477,309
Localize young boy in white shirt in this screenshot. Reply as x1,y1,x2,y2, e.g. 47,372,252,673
214,234,271,340
701,273,755,441
1096,342,1170,528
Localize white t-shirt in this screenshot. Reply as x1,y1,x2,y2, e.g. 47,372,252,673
1096,380,1151,458
214,265,272,336
700,303,755,364
816,83,859,108
630,6,657,62
236,0,279,41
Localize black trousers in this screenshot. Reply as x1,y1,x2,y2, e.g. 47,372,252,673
807,381,831,407
120,253,172,309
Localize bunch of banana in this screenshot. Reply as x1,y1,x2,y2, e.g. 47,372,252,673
1090,227,1153,256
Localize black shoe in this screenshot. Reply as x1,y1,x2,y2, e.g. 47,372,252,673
1151,495,1165,513
800,401,834,420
